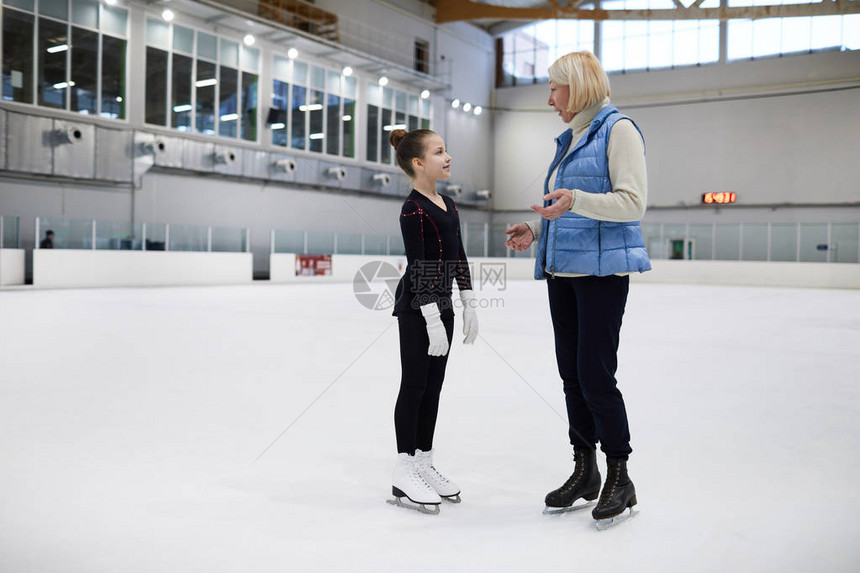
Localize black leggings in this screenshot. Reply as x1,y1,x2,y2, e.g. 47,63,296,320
547,275,632,463
394,314,455,454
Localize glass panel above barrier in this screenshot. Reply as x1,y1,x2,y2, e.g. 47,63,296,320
799,223,828,263
714,224,740,261
273,229,304,254
336,233,362,255
211,226,246,253
307,231,334,254
741,223,768,261
389,235,405,256
168,224,207,252
831,223,859,264
662,224,687,260
140,222,166,251
465,222,485,258
488,223,510,258
37,217,93,249
96,219,138,250
1,216,20,248
363,234,387,256
640,223,664,259
770,223,797,262
688,224,713,261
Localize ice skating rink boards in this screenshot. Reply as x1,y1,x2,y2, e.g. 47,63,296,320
0,281,858,573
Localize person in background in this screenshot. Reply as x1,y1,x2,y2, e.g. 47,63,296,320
505,51,651,526
387,128,478,515
40,230,54,249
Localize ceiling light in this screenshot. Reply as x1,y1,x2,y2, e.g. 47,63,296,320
462,102,472,112
161,9,174,22
287,48,299,59
342,66,353,77
342,115,352,122
473,106,483,115
195,78,217,88
420,89,430,99
451,99,460,109
243,34,255,46
47,44,69,54
378,76,389,87
104,0,117,5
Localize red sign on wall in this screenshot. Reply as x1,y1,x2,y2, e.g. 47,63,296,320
702,192,737,205
296,254,332,276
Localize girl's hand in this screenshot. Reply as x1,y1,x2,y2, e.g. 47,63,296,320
504,223,535,252
531,189,573,221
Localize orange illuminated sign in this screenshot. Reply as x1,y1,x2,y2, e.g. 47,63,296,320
702,192,737,205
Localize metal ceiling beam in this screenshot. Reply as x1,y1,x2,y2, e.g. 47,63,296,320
435,0,860,23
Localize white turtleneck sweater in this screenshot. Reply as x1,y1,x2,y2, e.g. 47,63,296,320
525,97,648,277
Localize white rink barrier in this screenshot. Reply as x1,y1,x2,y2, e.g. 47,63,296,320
634,260,860,289
0,249,25,286
269,253,535,284
271,253,860,289
34,250,253,288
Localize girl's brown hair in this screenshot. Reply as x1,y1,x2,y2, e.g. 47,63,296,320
389,129,436,178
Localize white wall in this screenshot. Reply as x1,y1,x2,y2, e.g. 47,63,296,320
0,249,25,285
493,51,860,216
33,250,253,289
271,252,860,290
633,260,860,289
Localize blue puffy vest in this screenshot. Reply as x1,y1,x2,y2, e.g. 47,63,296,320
534,105,652,279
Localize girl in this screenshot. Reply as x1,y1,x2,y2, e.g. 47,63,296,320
386,129,478,514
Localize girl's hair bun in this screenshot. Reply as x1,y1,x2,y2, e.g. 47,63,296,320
389,129,408,150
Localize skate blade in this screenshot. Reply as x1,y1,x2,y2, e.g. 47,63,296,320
386,497,440,515
543,500,595,515
594,507,637,530
442,494,461,504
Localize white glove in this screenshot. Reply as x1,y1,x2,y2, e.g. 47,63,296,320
420,302,449,357
459,289,479,345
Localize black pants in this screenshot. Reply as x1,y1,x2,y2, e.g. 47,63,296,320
394,314,455,454
547,275,632,463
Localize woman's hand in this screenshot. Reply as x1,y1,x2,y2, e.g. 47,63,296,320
504,223,535,253
531,189,574,221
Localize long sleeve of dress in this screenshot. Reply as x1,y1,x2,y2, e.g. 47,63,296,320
400,201,440,302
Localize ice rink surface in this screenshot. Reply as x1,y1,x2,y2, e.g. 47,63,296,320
1,280,859,573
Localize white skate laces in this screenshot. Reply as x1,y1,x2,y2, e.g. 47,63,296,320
388,452,441,514
415,449,461,502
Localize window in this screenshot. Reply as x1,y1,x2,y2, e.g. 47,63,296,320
270,59,356,157
499,19,593,86
727,0,860,60
497,1,858,82
1,1,127,116
415,39,430,73
144,20,259,140
1,9,35,103
366,83,432,165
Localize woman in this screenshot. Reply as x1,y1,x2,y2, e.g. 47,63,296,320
505,51,650,525
387,128,478,515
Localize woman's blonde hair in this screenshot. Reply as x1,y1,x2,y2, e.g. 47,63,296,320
548,51,611,115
